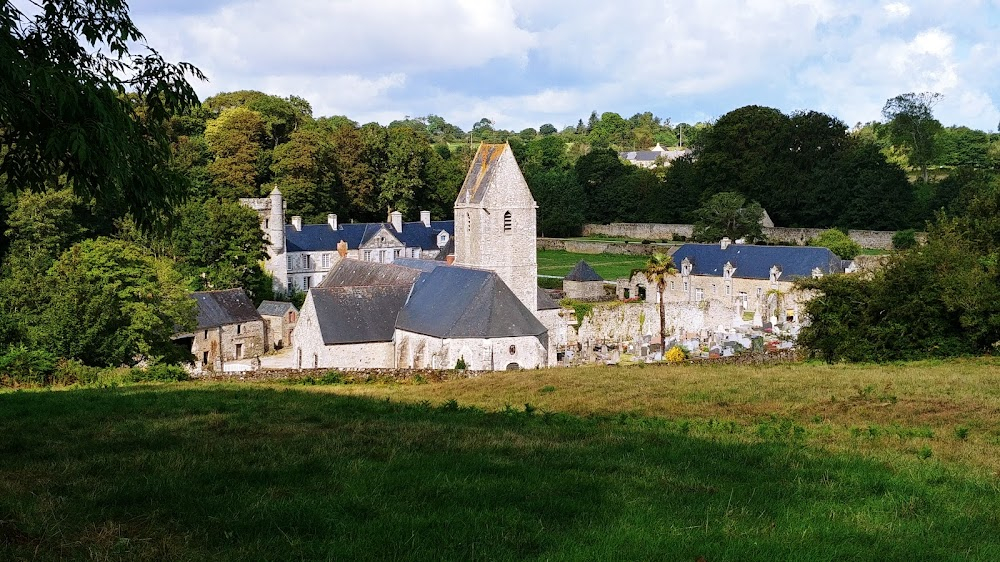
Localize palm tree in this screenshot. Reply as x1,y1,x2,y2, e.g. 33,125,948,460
645,252,678,349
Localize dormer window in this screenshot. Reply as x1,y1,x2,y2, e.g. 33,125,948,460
811,267,824,279
769,265,782,284
723,261,736,280
503,211,512,232
681,257,693,277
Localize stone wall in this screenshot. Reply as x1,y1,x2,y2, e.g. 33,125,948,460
395,330,548,371
583,223,926,250
537,238,678,256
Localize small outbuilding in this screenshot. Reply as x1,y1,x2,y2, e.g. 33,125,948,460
563,260,606,301
257,300,298,349
186,288,266,371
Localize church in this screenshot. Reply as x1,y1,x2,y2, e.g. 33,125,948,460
290,143,568,371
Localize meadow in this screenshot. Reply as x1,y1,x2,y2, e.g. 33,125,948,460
2,359,1000,560
536,248,649,280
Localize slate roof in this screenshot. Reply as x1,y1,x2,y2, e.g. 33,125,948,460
318,259,426,289
456,143,507,205
537,287,561,311
257,300,297,317
192,289,262,330
310,286,412,344
671,244,844,280
397,266,546,339
284,220,454,253
565,260,604,282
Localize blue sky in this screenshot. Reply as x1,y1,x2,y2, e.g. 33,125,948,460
129,0,1000,132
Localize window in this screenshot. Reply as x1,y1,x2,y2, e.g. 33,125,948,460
394,249,401,258
363,250,372,261
235,343,243,360
756,287,763,298
683,281,689,292
712,284,717,295
287,281,293,293
202,351,208,364
203,330,208,340
503,211,512,232
264,218,269,229
467,213,471,232
669,281,675,291
287,255,293,270
236,324,241,335
321,254,330,268
725,284,731,296
304,276,311,290
302,255,310,269
695,288,704,302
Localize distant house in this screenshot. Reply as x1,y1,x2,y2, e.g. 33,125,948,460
240,188,455,294
257,300,298,349
619,143,690,168
181,289,266,371
563,260,606,301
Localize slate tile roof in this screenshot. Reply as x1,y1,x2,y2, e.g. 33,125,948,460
671,243,844,280
565,260,604,282
256,300,297,317
284,221,454,253
310,286,412,345
191,289,262,330
318,259,427,289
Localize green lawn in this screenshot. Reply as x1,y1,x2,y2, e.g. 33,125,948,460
537,249,648,280
3,360,1000,560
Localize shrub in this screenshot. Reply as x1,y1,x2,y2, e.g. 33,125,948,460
133,363,190,382
893,228,917,250
809,228,862,259
665,346,687,363
455,356,468,370
0,346,57,386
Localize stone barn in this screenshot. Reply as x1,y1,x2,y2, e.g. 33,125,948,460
563,260,606,301
257,300,298,349
185,289,266,371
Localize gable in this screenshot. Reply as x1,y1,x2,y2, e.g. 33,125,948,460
455,143,534,208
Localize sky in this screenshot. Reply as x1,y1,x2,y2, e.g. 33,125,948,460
127,0,1000,133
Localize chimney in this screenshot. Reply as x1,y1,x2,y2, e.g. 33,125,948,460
445,254,455,265
390,210,403,232
328,213,338,230
291,216,302,231
420,210,431,227
720,237,731,250
337,240,348,258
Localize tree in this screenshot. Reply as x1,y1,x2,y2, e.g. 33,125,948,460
31,238,196,366
692,192,764,242
204,107,268,199
0,0,203,231
271,128,340,223
539,123,557,136
645,253,677,349
882,92,943,182
809,229,861,259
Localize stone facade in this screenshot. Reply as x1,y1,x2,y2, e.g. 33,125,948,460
292,292,396,369
564,280,608,301
190,321,267,371
395,330,547,371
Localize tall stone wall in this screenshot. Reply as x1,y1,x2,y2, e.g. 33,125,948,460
583,223,926,250
537,238,679,256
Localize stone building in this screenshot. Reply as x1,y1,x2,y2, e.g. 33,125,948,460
256,300,298,349
618,238,844,334
182,289,266,371
241,187,454,294
563,260,606,301
291,143,569,371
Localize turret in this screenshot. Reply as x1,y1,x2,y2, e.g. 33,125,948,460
268,186,285,256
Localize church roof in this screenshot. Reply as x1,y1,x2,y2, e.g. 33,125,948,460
257,300,297,317
537,287,561,311
310,286,412,344
565,260,604,282
285,220,454,253
456,143,508,205
191,289,262,330
318,259,426,289
396,266,546,339
672,243,844,280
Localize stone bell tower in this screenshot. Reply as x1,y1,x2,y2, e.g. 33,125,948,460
454,143,538,313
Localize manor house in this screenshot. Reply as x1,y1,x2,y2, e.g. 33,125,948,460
240,189,454,294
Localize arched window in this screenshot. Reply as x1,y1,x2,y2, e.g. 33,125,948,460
467,212,471,232
503,211,512,232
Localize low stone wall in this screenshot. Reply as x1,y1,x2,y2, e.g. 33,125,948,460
538,238,679,256
583,223,926,250
192,367,482,383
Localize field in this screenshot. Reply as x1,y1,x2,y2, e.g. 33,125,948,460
3,359,1000,560
537,248,648,280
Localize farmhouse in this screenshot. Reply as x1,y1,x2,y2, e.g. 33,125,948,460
178,288,267,371
619,143,690,168
256,300,298,349
291,143,568,371
240,188,454,294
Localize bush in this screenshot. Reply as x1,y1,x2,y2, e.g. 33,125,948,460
0,346,57,386
809,229,862,259
893,229,917,250
665,346,687,363
455,356,468,370
133,363,190,382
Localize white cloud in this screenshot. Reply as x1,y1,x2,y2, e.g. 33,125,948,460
884,2,912,19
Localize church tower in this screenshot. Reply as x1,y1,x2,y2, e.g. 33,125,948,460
454,143,538,313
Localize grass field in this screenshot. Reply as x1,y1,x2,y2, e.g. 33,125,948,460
537,249,648,280
3,359,1000,560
